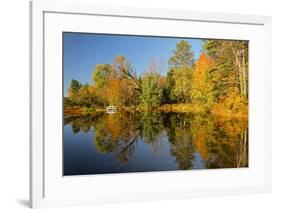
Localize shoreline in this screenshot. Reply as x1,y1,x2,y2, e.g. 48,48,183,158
64,105,248,119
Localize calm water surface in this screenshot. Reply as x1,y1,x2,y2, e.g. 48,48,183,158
63,111,248,175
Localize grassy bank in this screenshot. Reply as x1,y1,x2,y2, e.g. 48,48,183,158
157,104,208,113
64,106,104,116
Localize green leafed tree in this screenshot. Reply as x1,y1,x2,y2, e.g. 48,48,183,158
68,79,82,98
191,53,214,107
169,67,193,103
168,40,194,69
202,40,220,59
203,40,248,100
92,64,115,89
165,40,195,103
203,40,248,115
140,75,162,107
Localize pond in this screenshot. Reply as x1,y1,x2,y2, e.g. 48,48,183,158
63,111,248,175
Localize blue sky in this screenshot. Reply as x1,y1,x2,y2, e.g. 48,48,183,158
63,32,203,95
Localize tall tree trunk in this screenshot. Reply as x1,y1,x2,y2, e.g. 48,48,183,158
244,130,247,166
242,49,247,98
230,42,246,98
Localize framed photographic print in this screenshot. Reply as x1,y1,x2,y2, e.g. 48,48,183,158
30,1,272,208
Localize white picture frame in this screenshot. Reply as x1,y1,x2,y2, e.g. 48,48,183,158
30,1,272,208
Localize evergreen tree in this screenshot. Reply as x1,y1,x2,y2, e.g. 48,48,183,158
168,40,194,69
140,75,162,107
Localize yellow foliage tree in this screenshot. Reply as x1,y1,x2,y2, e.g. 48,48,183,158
192,53,214,106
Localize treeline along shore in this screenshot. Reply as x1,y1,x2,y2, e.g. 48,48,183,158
64,40,248,118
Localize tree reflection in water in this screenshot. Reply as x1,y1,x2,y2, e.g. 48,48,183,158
64,111,248,170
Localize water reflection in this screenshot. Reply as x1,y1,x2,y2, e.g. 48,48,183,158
64,111,248,175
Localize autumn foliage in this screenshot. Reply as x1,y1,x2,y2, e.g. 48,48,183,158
64,40,248,118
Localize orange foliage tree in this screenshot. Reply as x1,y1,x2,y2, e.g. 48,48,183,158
103,78,136,106
191,53,214,106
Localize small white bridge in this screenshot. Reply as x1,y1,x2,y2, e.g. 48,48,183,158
106,106,117,114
